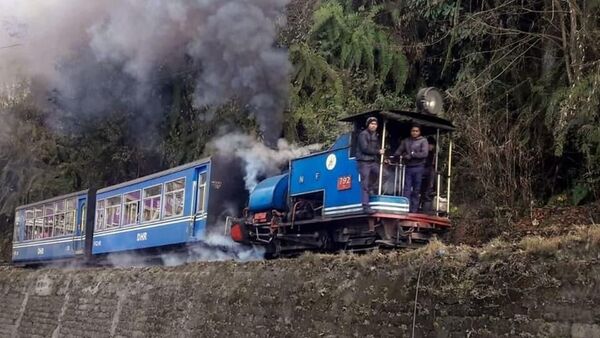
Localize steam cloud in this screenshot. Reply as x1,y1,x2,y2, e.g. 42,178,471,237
212,133,321,191
0,0,291,142
161,233,265,266
100,233,264,268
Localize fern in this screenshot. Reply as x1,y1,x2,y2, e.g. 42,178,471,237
287,0,413,144
290,43,343,103
545,65,600,197
546,69,600,157
390,51,409,94
308,1,408,94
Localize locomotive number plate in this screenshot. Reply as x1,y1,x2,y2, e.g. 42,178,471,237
337,176,352,190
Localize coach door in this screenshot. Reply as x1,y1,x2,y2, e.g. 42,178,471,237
195,171,208,216
73,198,87,254
190,169,208,238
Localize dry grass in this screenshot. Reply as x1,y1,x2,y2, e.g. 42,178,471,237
584,225,600,245
295,225,600,268
515,224,600,257
519,236,561,256
478,237,511,261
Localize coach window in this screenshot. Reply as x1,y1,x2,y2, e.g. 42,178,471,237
95,200,106,231
143,185,162,222
196,173,206,213
34,207,43,239
165,178,185,218
196,173,207,214
105,196,122,229
25,210,34,240
123,191,141,226
65,199,76,235
54,200,65,236
14,212,24,242
43,203,55,238
80,203,87,236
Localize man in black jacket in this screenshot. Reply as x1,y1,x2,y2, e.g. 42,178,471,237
394,124,429,213
356,117,384,214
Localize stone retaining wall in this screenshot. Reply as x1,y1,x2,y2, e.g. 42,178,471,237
0,234,599,338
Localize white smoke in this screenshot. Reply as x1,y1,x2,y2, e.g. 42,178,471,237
99,233,263,268
160,233,265,266
0,0,291,141
106,251,152,268
211,133,321,191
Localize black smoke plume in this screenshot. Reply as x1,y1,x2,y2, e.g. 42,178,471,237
0,0,291,143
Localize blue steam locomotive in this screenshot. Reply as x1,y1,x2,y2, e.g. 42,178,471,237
11,88,454,264
229,91,454,256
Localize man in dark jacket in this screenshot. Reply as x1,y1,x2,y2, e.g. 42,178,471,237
394,124,429,213
356,117,384,214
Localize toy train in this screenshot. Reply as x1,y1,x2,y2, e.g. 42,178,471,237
11,89,454,264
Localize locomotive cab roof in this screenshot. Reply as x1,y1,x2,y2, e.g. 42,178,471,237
340,109,455,135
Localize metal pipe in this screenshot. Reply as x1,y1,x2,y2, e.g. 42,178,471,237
434,128,440,212
290,201,302,229
446,138,453,213
436,172,441,211
400,161,405,196
435,129,440,173
378,119,387,195
394,163,399,196
224,216,231,235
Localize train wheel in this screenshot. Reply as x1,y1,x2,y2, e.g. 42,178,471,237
264,240,282,259
317,230,333,252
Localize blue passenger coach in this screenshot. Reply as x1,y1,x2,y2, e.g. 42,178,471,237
91,156,246,256
92,160,208,254
11,156,247,264
12,191,88,264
